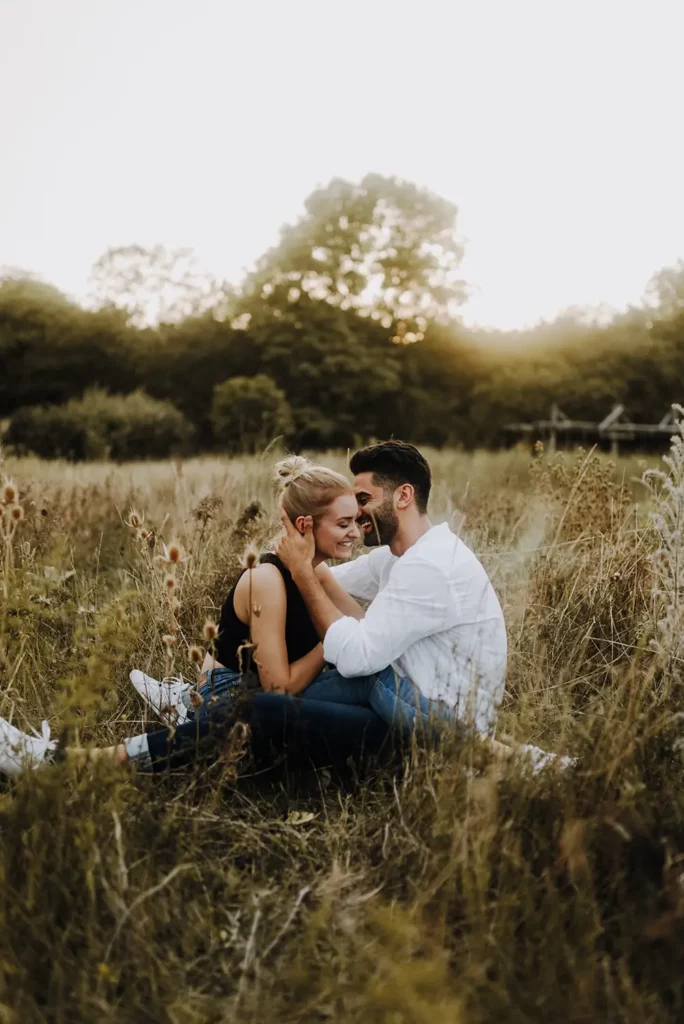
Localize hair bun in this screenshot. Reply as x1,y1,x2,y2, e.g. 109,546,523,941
274,455,313,487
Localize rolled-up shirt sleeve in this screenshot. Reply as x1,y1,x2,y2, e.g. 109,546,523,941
329,551,382,602
323,560,450,677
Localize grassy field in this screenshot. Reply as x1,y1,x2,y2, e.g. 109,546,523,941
1,442,684,1023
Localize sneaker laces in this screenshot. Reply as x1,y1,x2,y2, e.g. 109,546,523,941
160,674,188,687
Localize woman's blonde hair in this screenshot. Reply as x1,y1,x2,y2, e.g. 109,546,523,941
274,456,352,523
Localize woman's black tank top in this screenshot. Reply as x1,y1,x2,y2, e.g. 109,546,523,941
214,553,320,672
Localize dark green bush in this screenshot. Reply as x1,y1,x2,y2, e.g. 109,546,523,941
5,389,194,461
211,374,293,453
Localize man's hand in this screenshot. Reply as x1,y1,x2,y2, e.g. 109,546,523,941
275,509,315,577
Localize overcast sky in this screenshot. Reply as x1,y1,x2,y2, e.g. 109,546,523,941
1,0,683,329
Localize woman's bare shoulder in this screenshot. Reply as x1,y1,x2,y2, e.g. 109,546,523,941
234,562,286,601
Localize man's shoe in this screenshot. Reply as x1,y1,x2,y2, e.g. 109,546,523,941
0,717,56,776
129,670,190,724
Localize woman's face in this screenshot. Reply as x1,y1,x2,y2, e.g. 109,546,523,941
313,493,360,560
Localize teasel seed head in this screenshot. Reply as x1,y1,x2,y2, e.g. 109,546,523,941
203,620,218,642
126,508,144,529
241,543,259,570
167,542,183,564
2,480,17,505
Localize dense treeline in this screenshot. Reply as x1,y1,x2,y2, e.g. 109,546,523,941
2,174,683,458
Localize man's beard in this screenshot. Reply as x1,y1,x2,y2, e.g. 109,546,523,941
359,498,399,547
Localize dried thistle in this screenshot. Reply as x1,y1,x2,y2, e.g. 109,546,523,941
188,645,204,664
125,508,144,529
164,575,176,591
241,543,260,570
162,634,177,647
166,542,184,565
203,620,218,642
2,480,17,505
10,505,24,523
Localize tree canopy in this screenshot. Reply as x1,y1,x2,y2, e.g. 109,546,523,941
2,175,684,458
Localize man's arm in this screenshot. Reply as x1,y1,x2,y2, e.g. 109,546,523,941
323,560,451,678
315,562,366,620
327,552,382,602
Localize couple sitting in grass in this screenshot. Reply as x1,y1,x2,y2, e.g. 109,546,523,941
0,441,571,777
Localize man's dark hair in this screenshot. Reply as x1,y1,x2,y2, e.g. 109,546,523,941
349,441,431,514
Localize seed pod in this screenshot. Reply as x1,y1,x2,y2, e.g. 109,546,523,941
2,481,17,505
167,542,183,564
241,543,260,570
203,620,218,642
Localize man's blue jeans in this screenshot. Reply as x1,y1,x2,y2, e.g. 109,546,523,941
300,665,458,739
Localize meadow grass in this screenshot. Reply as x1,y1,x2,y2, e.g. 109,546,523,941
1,443,683,1023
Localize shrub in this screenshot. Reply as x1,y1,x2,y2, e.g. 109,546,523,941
4,389,194,461
211,374,293,453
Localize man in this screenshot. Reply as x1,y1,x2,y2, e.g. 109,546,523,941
276,440,507,737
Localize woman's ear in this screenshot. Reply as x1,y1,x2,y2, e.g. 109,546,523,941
294,515,307,536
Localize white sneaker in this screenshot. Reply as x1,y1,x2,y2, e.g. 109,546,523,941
129,670,190,724
0,717,57,776
521,743,576,775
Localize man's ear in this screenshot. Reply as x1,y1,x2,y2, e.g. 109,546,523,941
395,483,414,510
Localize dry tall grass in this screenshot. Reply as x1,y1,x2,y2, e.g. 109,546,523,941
1,443,683,1023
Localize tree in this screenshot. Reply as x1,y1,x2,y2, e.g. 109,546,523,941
0,277,136,416
643,260,684,319
211,375,293,453
88,245,232,327
242,174,466,330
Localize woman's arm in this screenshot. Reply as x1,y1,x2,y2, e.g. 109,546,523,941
314,562,366,620
239,564,325,695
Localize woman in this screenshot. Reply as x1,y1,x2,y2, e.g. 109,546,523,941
131,455,368,722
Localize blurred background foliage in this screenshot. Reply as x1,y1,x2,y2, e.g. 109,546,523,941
2,174,684,459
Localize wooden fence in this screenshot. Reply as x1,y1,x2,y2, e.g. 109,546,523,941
505,404,679,455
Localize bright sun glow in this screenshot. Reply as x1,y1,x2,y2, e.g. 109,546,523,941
1,0,682,330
